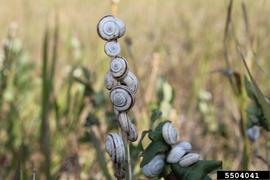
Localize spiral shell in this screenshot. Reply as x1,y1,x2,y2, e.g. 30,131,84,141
110,85,134,112
246,126,260,142
175,141,192,153
142,154,165,178
97,15,125,41
104,72,118,90
122,71,139,94
110,57,128,79
118,112,130,132
104,41,121,57
162,122,178,145
167,146,186,163
105,133,126,163
127,123,138,142
179,153,200,167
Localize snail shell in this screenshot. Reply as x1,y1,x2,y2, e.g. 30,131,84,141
167,146,186,163
179,153,200,167
110,85,134,112
122,71,139,94
175,141,192,153
104,72,118,90
118,112,130,132
246,126,260,142
97,15,125,41
142,154,165,178
110,57,128,79
127,123,138,142
105,133,126,163
162,122,178,145
104,41,121,57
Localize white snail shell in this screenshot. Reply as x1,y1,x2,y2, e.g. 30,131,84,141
114,17,126,37
179,153,200,167
246,126,260,142
104,41,121,57
104,72,118,90
162,122,178,145
118,112,131,133
97,15,125,41
167,146,186,163
175,141,192,153
122,71,139,94
127,122,138,142
110,57,128,79
105,133,126,163
142,154,165,178
110,85,134,112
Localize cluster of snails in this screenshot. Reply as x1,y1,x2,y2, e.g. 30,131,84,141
97,15,139,179
142,122,202,178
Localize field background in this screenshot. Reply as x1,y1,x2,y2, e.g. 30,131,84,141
0,0,269,179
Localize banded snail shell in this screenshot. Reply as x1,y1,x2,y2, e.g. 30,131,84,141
179,153,200,167
127,123,138,142
110,57,128,79
162,122,178,145
246,126,260,142
166,146,186,163
118,112,130,133
97,15,125,41
110,85,134,112
104,41,121,57
122,71,139,94
105,133,126,163
175,141,192,153
104,72,118,90
142,154,165,178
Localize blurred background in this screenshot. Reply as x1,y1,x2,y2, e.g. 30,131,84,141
0,0,269,179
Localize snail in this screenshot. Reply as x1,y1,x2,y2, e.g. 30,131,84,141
246,126,260,142
122,71,139,94
110,85,135,112
105,133,126,163
104,72,118,90
167,141,192,163
104,40,121,57
118,112,138,142
142,154,165,178
118,112,131,133
97,15,125,41
127,122,138,142
162,122,178,145
179,153,201,167
110,57,128,79
166,145,186,163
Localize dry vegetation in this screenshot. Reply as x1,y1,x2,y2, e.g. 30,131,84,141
0,0,269,179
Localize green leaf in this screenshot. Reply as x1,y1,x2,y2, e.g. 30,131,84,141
244,77,270,131
140,140,170,168
150,109,162,124
171,160,222,180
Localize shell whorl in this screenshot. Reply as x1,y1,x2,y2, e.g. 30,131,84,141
167,146,186,163
127,123,138,142
142,154,165,178
110,57,128,79
105,133,126,163
110,85,134,112
175,141,192,152
179,153,200,167
97,15,125,41
162,122,178,145
104,41,121,57
104,72,118,90
122,71,139,94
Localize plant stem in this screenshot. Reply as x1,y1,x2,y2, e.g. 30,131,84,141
126,139,132,180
